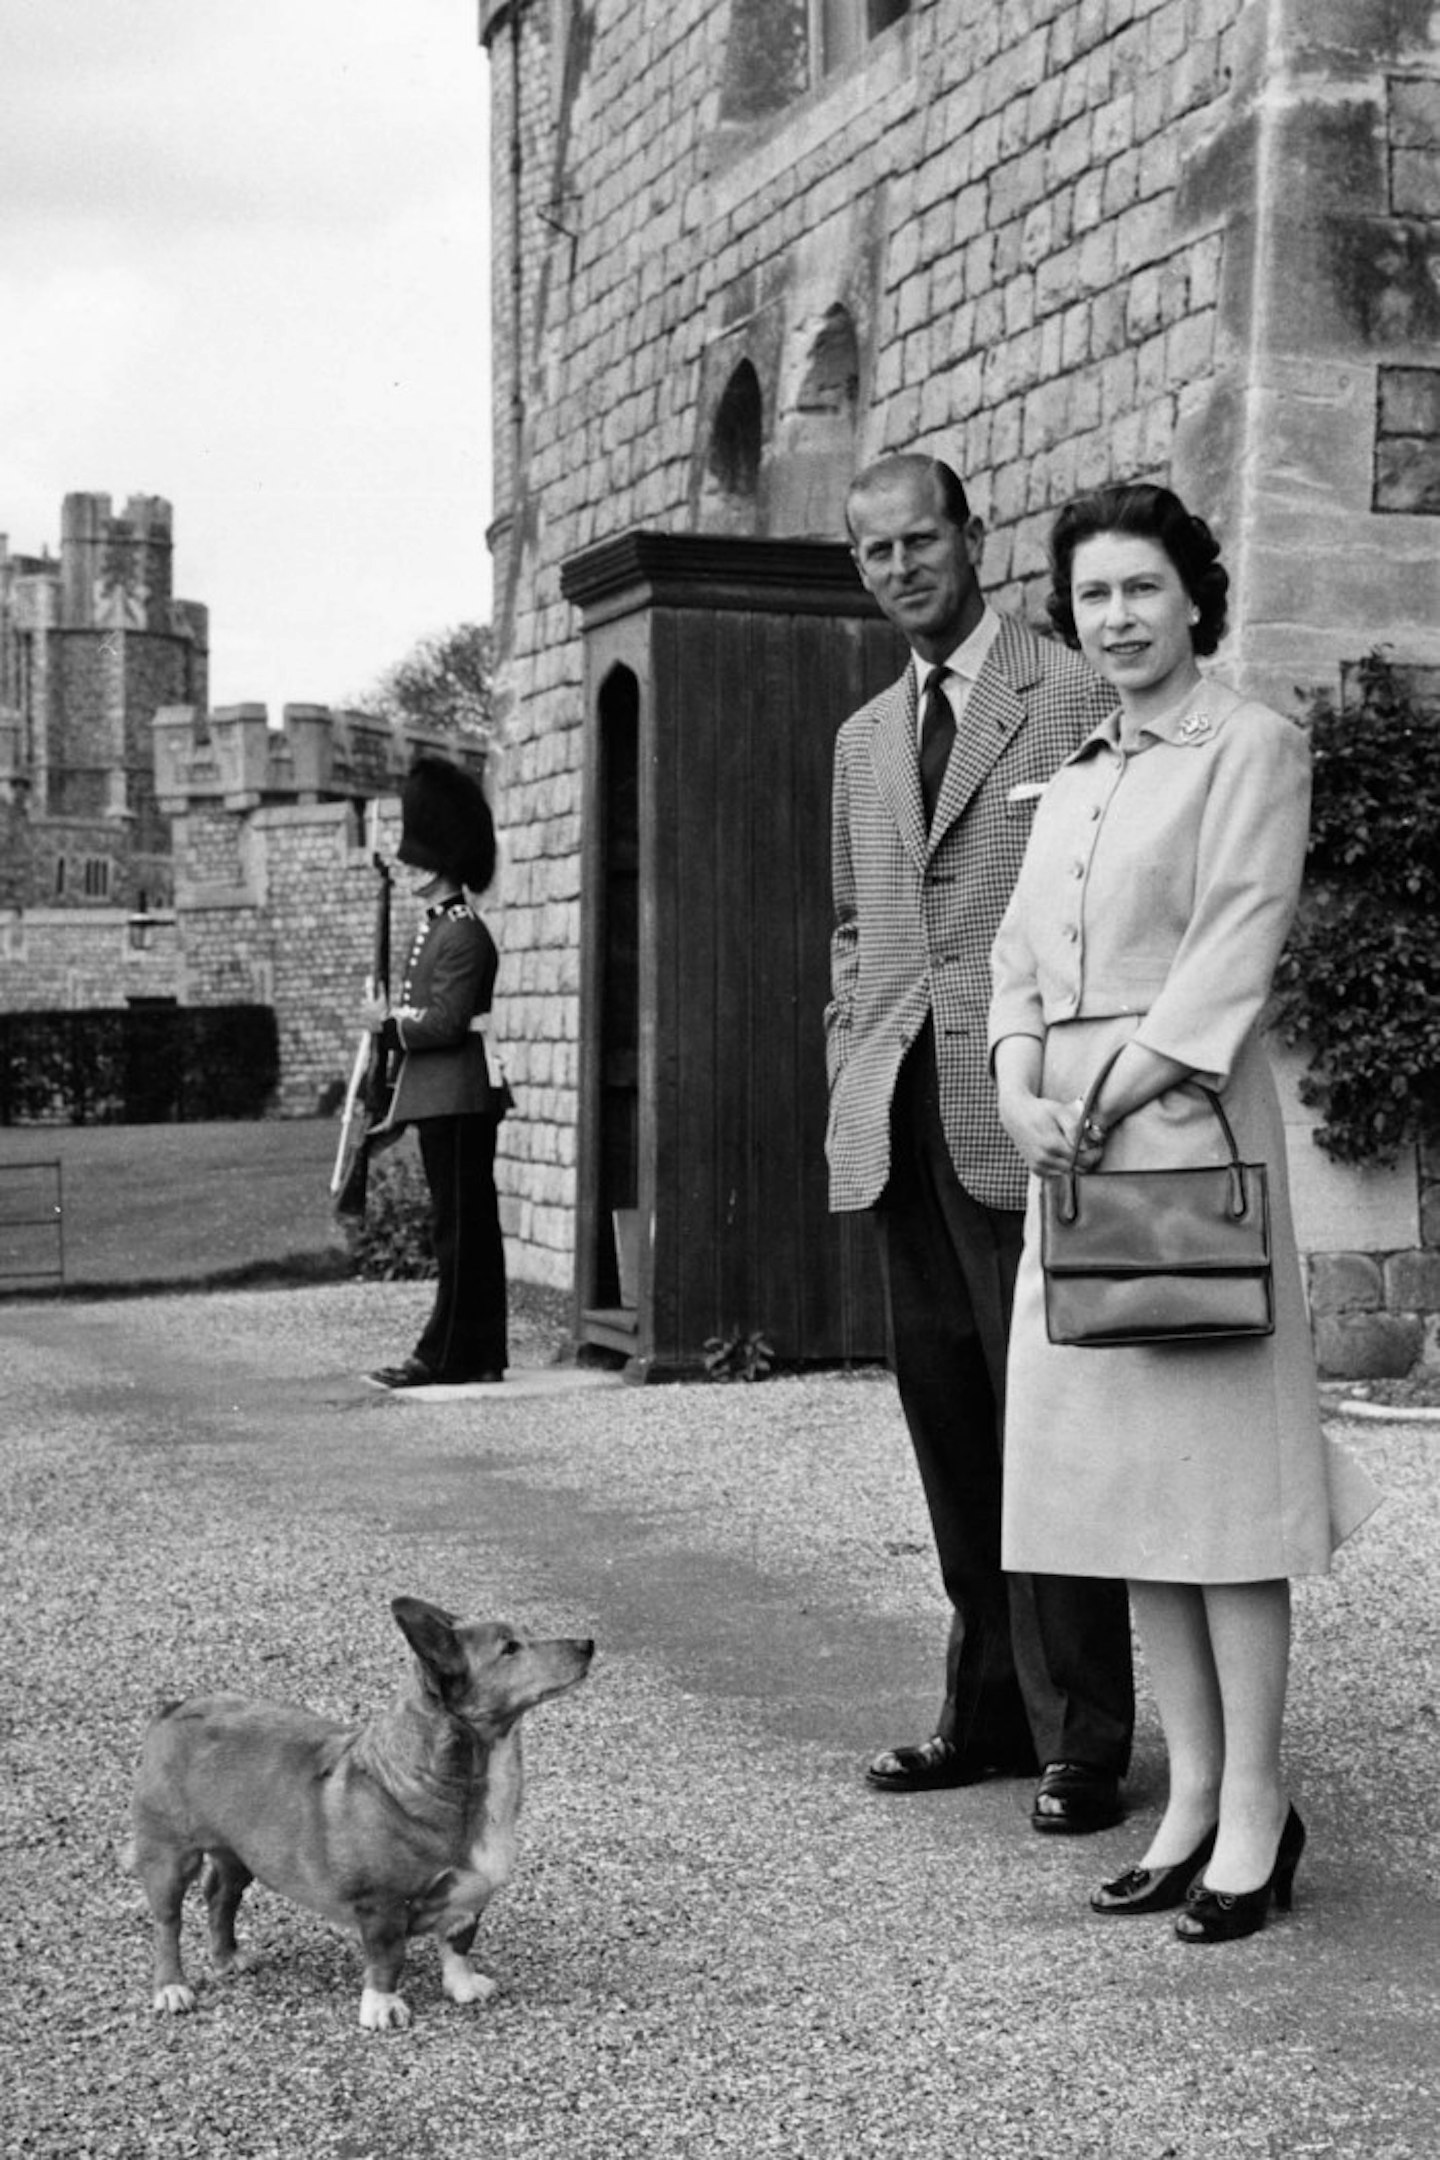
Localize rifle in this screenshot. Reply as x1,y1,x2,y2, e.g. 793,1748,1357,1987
332,848,398,1218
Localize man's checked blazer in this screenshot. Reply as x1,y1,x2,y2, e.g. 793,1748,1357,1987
825,612,1112,1214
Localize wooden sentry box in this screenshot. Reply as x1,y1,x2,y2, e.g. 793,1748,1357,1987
559,532,903,1380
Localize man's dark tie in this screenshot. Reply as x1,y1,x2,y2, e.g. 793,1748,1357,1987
919,666,955,830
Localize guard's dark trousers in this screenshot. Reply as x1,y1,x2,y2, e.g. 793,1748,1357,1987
414,1112,508,1381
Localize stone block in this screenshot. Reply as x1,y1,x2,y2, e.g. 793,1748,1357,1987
1092,291,1130,361
1069,366,1102,433
1047,112,1095,188
1116,197,1171,275
1061,302,1091,370
1422,1184,1440,1248
1392,149,1440,218
991,148,1049,232
1188,231,1224,312
1072,426,1114,490
1389,76,1440,149
1308,1251,1384,1314
1385,1249,1440,1312
1020,200,1055,269
1107,405,1146,474
1004,274,1038,336
1166,310,1215,387
1147,4,1188,71
1092,91,1136,166
1102,149,1140,219
1141,393,1177,467
1138,125,1181,201
1135,328,1169,399
1374,439,1440,515
1026,72,1063,142
1378,364,1440,434
1060,170,1095,242
1078,222,1118,293
1036,245,1082,319
992,219,1026,284
1058,58,1091,128
1047,6,1076,71
1314,1312,1424,1380
1245,528,1440,642
895,274,930,336
1169,36,1221,120
1075,0,1109,60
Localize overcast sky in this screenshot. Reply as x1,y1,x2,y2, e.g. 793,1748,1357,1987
0,0,492,717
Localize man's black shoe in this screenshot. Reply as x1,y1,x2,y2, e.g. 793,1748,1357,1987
866,1734,1038,1793
1030,1761,1124,1834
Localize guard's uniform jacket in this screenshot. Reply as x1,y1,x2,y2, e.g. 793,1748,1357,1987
386,898,508,1125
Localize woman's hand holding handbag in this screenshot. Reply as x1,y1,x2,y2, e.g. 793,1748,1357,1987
1039,1046,1274,1349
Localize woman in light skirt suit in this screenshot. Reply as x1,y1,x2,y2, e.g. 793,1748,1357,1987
989,483,1377,1943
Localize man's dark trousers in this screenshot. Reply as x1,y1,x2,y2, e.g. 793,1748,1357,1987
875,1026,1134,1771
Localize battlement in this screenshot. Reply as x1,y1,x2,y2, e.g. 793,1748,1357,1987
153,701,484,814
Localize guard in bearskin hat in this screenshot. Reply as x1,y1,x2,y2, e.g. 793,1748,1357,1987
360,755,511,1388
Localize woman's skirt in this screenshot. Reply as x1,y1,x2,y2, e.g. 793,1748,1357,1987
1001,1019,1380,1582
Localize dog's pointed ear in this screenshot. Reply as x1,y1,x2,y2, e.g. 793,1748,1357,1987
391,1597,467,1685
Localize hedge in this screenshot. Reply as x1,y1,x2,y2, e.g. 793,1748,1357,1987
0,1006,280,1125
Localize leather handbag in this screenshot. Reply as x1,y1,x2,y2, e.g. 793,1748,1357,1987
1039,1048,1274,1348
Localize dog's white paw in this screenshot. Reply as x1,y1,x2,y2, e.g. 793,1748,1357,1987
153,1983,197,2015
358,1987,412,2032
440,1949,500,2007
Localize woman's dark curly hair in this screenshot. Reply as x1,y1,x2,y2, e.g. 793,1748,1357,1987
1046,482,1230,658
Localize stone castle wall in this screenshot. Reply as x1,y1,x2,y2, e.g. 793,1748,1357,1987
0,908,179,1011
478,0,1440,1360
478,0,1267,1288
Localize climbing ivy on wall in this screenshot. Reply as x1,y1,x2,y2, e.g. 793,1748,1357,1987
1272,651,1440,1167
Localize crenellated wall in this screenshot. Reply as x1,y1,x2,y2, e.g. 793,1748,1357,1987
154,703,485,1118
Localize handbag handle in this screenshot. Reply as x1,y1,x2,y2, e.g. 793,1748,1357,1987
1056,1045,1251,1225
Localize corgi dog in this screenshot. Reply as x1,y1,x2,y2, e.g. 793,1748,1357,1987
130,1597,593,2030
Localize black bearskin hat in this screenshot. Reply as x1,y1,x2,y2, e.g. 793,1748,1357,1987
396,755,496,892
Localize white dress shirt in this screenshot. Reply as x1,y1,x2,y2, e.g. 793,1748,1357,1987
913,604,1003,744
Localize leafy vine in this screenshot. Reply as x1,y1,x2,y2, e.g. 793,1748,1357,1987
1272,651,1440,1167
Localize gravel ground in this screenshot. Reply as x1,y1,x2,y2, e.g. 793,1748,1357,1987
2,1280,1438,2159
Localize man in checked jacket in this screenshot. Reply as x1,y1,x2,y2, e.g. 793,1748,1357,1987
827,453,1134,1832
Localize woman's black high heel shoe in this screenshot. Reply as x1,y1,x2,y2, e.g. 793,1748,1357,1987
1174,1805,1306,1944
1090,1825,1218,1915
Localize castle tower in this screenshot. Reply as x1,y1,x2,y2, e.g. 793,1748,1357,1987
0,492,210,910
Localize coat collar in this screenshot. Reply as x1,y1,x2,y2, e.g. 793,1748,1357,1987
1070,677,1245,762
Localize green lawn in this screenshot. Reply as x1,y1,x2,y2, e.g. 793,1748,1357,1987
0,1119,350,1293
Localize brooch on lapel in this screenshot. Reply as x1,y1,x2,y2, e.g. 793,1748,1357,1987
1178,710,1213,742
